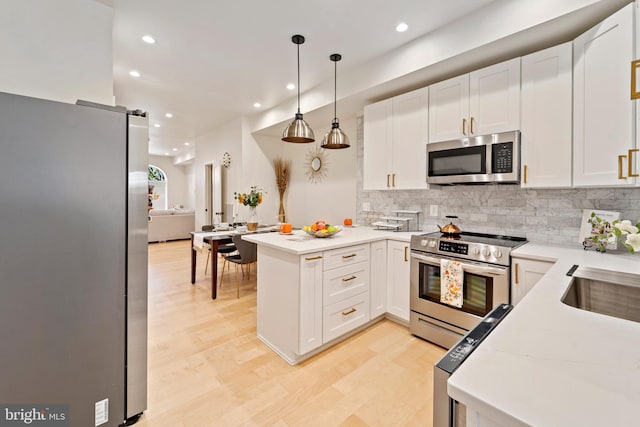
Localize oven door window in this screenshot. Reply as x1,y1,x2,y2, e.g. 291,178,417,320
419,262,493,316
428,145,486,177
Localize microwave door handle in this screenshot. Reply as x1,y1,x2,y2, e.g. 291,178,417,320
410,252,508,276
486,143,492,174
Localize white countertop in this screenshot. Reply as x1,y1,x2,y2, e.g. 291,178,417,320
448,242,640,427
242,226,419,255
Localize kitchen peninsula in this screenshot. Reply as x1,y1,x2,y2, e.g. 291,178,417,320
243,227,416,365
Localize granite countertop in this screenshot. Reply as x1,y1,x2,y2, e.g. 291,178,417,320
448,242,640,427
242,225,423,255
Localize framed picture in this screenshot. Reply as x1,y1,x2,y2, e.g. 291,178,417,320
578,209,620,249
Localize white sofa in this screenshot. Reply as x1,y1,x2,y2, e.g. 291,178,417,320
148,209,195,242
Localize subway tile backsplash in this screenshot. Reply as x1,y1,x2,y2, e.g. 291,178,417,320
355,117,640,245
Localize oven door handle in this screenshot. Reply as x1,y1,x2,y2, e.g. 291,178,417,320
410,252,508,276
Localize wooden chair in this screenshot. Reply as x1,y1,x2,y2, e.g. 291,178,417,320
221,234,257,298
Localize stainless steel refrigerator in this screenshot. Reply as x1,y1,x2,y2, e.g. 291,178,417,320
0,91,148,427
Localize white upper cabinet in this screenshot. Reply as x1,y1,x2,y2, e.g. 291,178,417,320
520,42,573,188
573,3,636,187
429,58,520,143
363,87,428,190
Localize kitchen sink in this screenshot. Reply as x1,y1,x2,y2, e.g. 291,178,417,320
561,267,640,324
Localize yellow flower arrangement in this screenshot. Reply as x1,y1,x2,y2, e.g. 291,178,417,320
234,186,264,208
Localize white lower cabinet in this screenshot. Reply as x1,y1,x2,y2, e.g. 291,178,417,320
510,257,554,306
299,252,324,354
386,240,410,322
369,240,387,318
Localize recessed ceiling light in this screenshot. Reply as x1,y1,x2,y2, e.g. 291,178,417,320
142,35,156,44
396,22,408,32
164,152,169,156
253,102,261,108
286,83,295,90
165,113,173,118
154,124,160,128
172,148,178,152
129,70,141,77
184,142,190,146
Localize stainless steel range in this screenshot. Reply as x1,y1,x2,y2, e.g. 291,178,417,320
409,231,526,349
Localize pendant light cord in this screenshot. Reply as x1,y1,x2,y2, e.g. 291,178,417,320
333,59,337,121
297,42,301,115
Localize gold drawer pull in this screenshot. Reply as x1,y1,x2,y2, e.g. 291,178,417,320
342,253,357,259
523,165,527,185
629,148,639,178
515,263,519,285
404,246,408,262
462,118,467,136
619,155,627,179
470,116,475,134
342,308,356,316
305,255,323,261
392,173,396,187
342,275,357,282
387,174,390,187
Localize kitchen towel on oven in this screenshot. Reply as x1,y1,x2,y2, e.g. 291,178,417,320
440,259,463,308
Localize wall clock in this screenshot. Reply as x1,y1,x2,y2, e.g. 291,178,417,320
304,145,329,183
222,152,231,168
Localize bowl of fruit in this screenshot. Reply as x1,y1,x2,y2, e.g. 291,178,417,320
302,221,341,238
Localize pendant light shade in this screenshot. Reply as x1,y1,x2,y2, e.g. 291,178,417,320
282,35,315,143
321,54,350,149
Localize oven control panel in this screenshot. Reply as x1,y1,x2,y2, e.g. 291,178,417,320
438,240,468,255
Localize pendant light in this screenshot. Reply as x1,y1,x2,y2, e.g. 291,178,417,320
282,35,315,143
321,53,350,149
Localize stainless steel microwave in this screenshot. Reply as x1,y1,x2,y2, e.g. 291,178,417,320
427,130,520,184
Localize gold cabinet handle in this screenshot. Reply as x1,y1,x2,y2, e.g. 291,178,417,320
387,174,390,188
629,148,639,178
462,118,467,136
392,173,396,187
342,275,357,282
341,308,356,316
515,263,519,285
404,246,408,262
342,253,357,259
470,116,475,134
523,165,527,185
305,255,323,261
619,155,628,179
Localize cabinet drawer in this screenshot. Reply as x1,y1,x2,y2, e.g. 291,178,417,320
323,261,369,307
323,292,370,343
323,244,370,271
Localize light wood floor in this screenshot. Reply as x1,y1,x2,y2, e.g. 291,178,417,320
138,240,446,427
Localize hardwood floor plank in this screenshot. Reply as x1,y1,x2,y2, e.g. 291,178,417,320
138,240,445,427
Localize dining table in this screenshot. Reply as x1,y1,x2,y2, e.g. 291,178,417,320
190,227,277,299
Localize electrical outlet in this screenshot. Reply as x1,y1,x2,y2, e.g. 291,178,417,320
363,202,371,211
430,205,438,217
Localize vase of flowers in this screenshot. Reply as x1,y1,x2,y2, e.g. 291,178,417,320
234,186,264,231
584,213,640,254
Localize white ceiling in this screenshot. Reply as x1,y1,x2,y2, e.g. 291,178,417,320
111,0,498,157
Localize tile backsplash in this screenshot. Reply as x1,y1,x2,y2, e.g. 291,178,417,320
355,117,640,245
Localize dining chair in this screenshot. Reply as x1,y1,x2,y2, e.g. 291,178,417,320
221,234,257,298
198,225,237,275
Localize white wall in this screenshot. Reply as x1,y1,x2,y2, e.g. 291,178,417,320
148,155,192,209
0,0,114,105
246,117,358,228
194,118,244,228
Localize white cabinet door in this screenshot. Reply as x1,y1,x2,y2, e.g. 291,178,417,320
386,240,410,322
428,74,470,143
299,252,323,354
469,58,521,136
392,87,429,189
521,42,573,188
369,240,387,319
511,258,554,306
573,3,635,187
363,99,393,190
